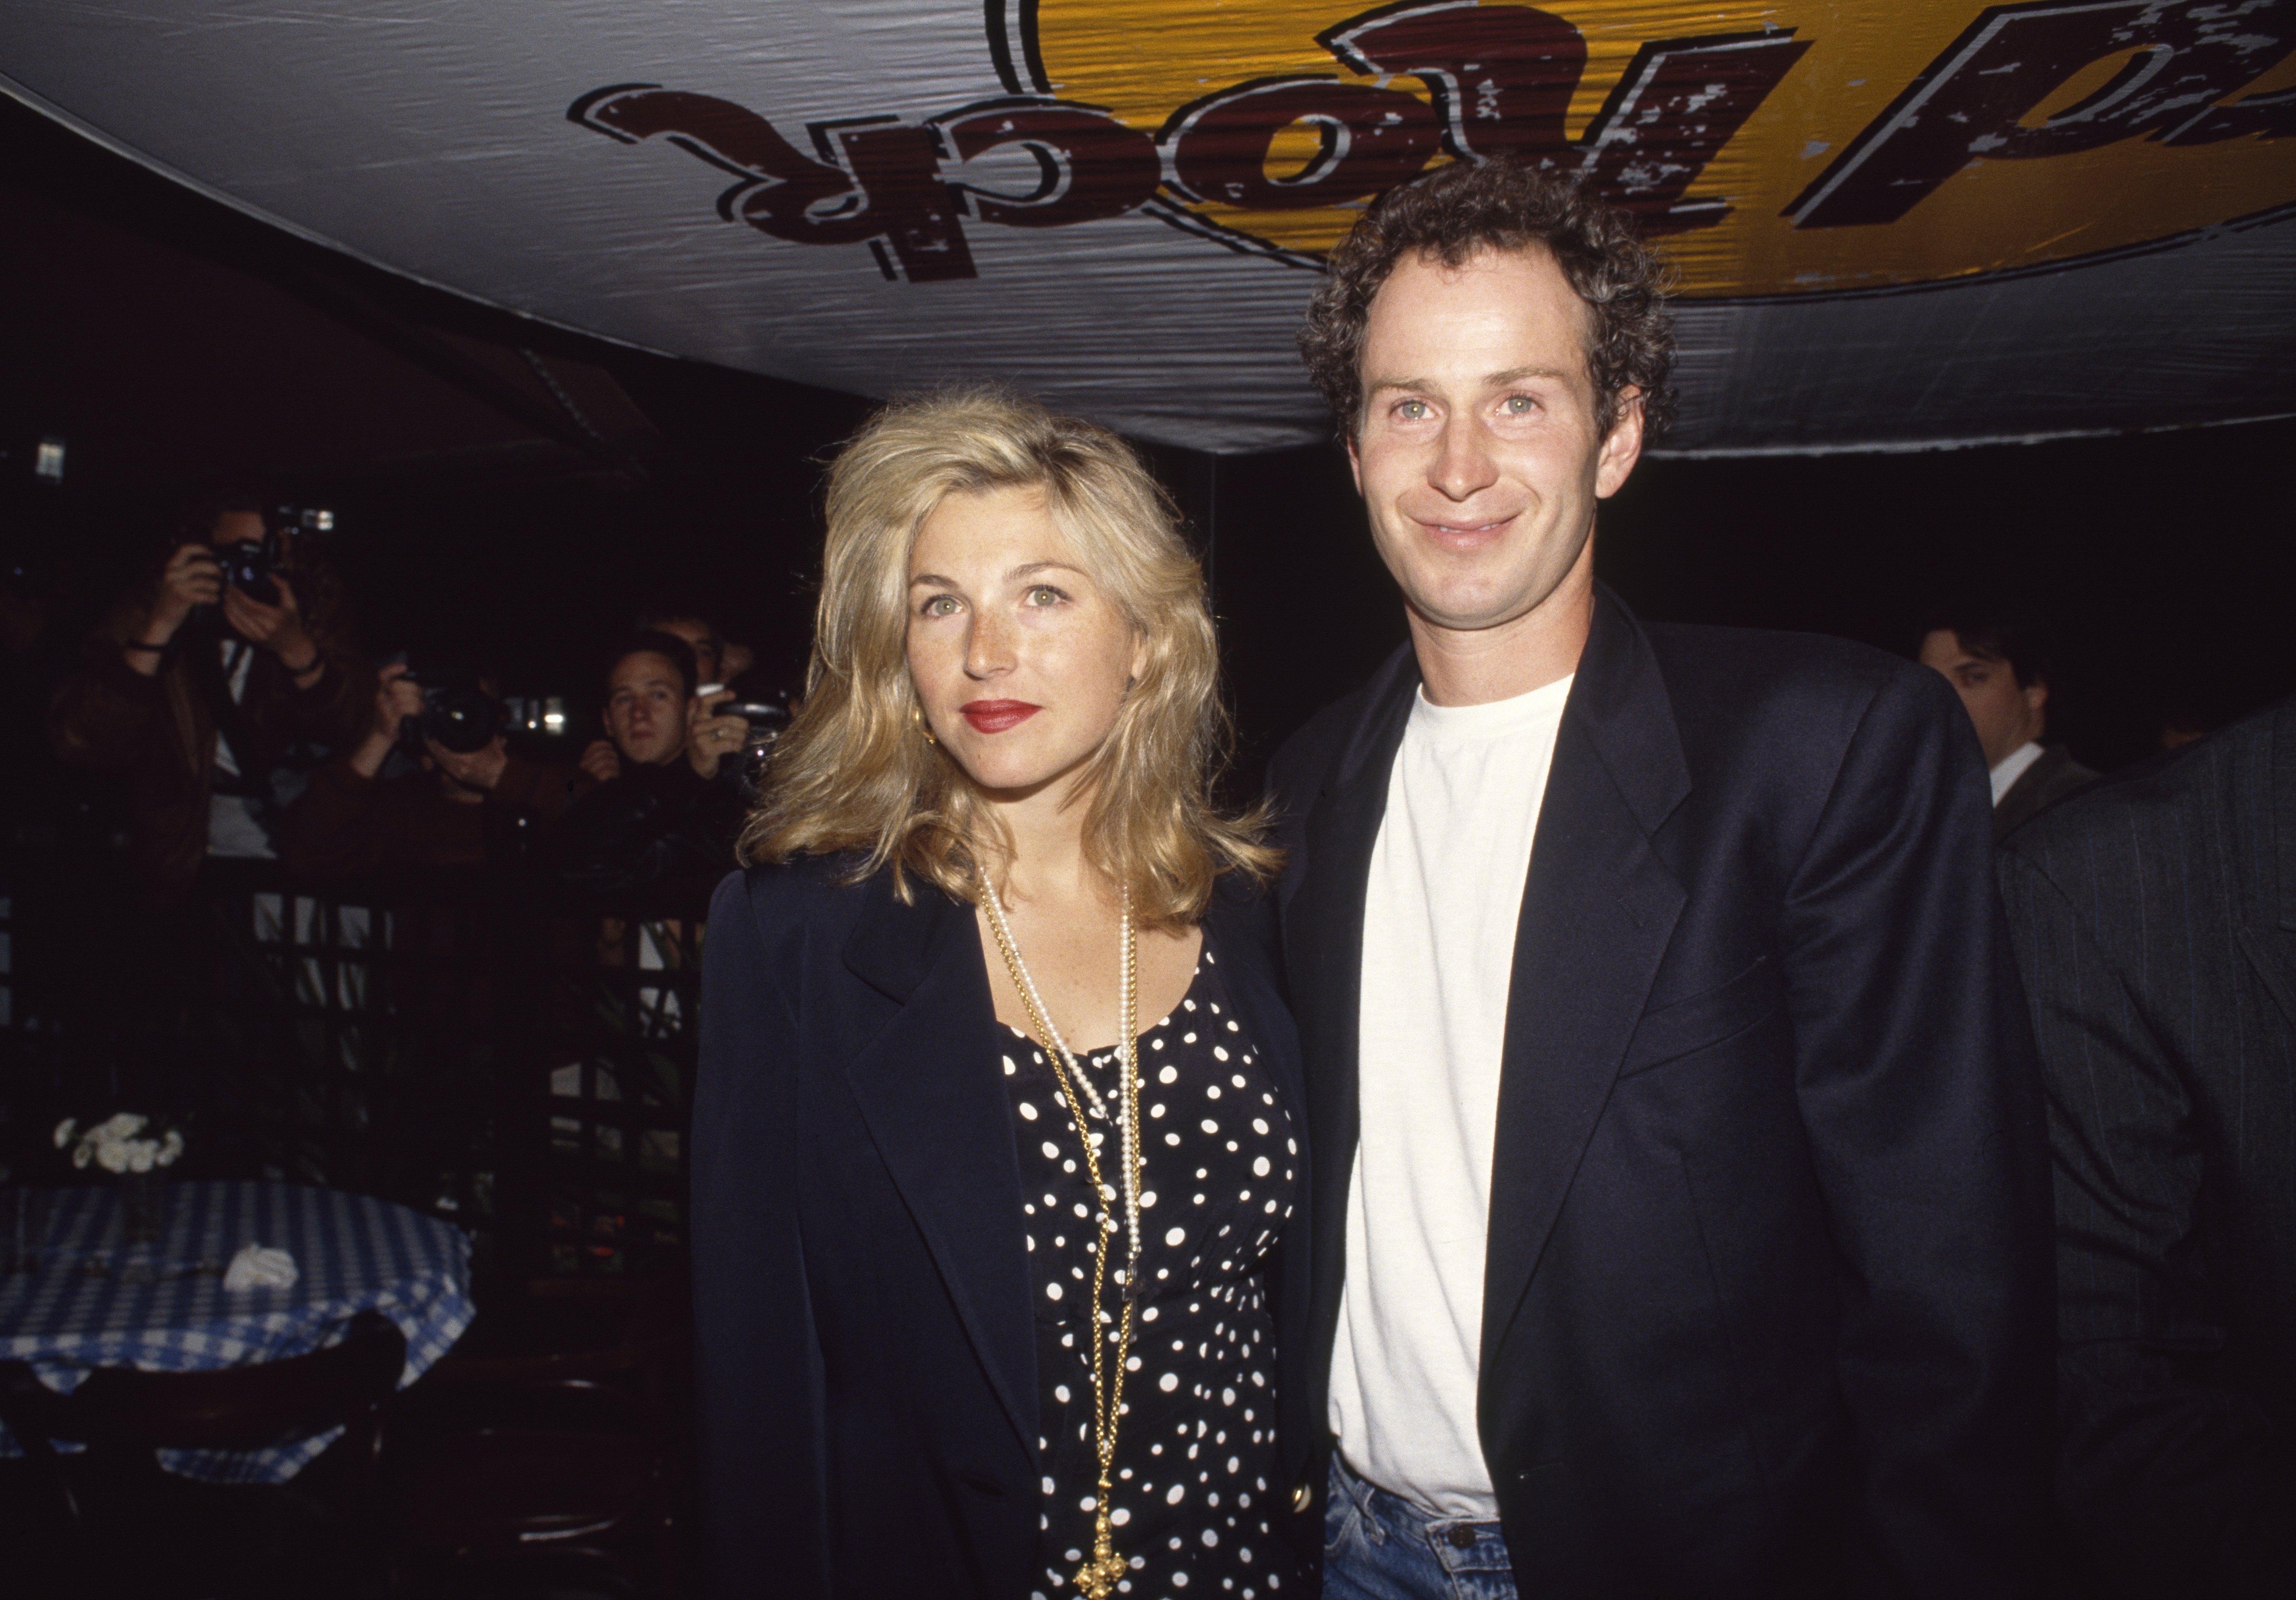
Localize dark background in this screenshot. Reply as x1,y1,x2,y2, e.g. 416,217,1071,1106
7,92,2292,786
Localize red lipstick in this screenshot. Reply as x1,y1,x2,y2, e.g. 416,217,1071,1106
960,700,1041,733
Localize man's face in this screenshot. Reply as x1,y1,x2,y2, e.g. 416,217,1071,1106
603,651,691,766
655,616,724,684
1918,630,2047,768
1348,245,1643,641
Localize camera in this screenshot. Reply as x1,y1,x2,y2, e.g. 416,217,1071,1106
220,526,286,606
713,696,789,799
404,667,505,754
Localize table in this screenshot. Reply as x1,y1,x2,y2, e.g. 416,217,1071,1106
0,1179,474,1483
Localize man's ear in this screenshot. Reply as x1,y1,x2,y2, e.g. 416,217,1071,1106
2025,679,2050,718
1596,388,1645,499
1344,421,1363,495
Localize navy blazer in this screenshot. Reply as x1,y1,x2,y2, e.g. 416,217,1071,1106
1267,587,2054,1597
691,854,1312,1599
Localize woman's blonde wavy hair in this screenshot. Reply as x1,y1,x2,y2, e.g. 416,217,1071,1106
741,389,1276,926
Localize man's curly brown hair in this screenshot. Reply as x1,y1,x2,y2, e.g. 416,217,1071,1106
1298,160,1677,442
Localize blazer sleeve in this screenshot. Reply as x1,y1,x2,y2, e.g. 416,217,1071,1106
695,868,831,1598
1778,665,2054,1596
1997,847,2296,1598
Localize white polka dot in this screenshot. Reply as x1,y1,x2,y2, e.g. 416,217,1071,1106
1253,1156,1271,1177
1041,1141,1060,1159
1045,1282,1062,1300
1019,1102,1038,1121
1159,1065,1178,1084
1159,1372,1179,1392
1165,1226,1187,1246
1201,1119,1219,1134
1166,1483,1186,1504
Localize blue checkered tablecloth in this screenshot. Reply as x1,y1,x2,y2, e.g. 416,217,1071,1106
0,1179,473,1483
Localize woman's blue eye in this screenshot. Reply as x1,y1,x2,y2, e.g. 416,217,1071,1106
1027,585,1064,606
921,594,958,616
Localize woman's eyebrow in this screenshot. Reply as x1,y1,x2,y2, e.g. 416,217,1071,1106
1008,561,1086,581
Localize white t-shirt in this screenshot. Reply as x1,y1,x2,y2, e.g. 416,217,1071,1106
1988,739,2045,806
1329,673,1572,1517
207,637,275,858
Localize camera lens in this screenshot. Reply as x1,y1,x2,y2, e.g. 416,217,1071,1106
420,679,503,753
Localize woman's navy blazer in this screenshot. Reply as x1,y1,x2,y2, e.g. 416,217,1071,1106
692,853,1313,1599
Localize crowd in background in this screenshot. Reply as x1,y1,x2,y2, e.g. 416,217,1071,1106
6,486,791,918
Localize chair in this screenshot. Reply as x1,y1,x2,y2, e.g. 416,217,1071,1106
0,1309,407,1599
383,1271,688,1599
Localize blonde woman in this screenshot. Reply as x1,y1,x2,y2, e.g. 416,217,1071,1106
694,393,1310,1600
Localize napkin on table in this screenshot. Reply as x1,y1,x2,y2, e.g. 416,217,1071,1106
222,1243,299,1292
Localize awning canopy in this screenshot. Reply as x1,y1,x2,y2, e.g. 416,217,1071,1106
4,1,2291,454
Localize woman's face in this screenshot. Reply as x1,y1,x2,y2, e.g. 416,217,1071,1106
906,484,1145,801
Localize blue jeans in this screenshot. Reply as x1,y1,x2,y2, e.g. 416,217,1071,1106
1323,1454,1519,1600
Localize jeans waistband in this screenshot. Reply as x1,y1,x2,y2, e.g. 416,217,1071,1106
1330,1452,1514,1575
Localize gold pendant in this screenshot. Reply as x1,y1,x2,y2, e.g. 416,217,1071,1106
1073,1510,1125,1599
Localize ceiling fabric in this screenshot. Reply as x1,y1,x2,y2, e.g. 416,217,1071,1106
3,1,2290,455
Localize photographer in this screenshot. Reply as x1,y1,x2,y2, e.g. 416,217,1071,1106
550,631,747,902
48,491,368,906
277,659,591,878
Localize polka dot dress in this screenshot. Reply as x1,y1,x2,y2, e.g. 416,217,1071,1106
1003,947,1301,1600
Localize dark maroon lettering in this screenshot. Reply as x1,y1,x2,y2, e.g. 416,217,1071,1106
1320,2,1806,230
1162,77,1442,211
934,98,1161,225
1321,0,1584,167
1789,0,2296,228
1577,32,1814,232
568,86,976,281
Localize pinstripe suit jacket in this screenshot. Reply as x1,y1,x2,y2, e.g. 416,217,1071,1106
1998,695,2296,1596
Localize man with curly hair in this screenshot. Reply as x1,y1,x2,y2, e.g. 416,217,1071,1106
1267,160,2052,1597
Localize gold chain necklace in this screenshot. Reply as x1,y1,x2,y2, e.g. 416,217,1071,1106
979,874,1140,1600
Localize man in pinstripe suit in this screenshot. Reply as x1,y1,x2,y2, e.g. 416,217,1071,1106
1998,694,2296,1596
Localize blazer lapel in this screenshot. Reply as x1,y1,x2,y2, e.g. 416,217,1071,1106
840,877,1038,1458
1287,648,1419,1310
1481,591,1691,1368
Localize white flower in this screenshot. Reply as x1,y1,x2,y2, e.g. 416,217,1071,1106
126,1140,157,1174
158,1130,185,1167
95,1140,130,1174
72,1142,93,1169
99,1113,146,1140
53,1118,77,1149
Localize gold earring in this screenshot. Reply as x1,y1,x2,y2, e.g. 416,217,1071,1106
912,703,937,746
